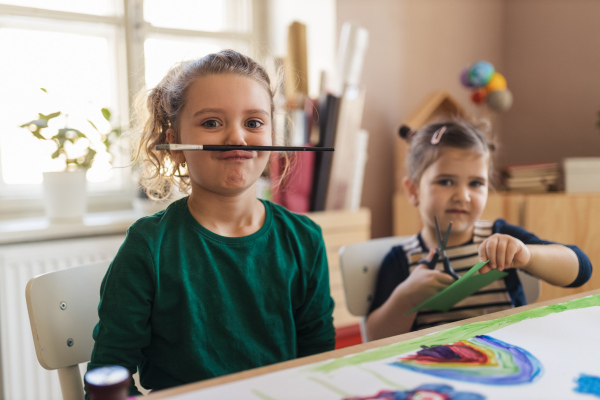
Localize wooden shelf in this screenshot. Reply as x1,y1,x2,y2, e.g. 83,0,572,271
393,192,600,304
306,208,371,328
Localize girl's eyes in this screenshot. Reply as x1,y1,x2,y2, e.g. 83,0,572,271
201,119,221,128
435,179,487,188
199,120,264,128
245,119,264,129
437,179,453,186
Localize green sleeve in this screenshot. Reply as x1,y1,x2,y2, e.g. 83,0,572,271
86,229,155,397
294,231,336,357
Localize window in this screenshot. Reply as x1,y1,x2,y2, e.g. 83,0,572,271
0,0,264,216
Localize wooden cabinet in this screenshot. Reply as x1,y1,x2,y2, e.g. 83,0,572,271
393,192,525,236
393,192,600,303
523,194,600,302
306,208,371,328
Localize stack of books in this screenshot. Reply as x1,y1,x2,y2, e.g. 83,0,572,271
501,162,561,193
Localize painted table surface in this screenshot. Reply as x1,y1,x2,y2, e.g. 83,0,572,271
141,289,600,400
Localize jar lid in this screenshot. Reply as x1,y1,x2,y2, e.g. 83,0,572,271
85,365,129,387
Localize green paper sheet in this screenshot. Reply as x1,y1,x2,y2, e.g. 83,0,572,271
407,261,508,314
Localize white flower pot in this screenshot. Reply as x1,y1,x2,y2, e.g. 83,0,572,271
42,170,87,222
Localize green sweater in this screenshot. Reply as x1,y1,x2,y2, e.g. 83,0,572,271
87,198,335,396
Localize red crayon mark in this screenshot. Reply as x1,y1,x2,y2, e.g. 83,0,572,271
402,343,488,364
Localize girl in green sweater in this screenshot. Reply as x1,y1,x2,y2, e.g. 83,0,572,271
86,50,335,397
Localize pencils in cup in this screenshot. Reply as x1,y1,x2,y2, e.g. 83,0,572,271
155,144,334,152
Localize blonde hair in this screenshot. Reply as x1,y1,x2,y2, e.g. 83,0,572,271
131,49,280,199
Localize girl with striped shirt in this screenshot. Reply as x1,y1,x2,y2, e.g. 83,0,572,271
366,119,591,340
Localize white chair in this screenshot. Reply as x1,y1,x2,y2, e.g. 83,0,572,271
338,236,410,342
25,260,110,400
338,236,540,343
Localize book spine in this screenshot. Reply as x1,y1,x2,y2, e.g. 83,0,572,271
310,94,341,211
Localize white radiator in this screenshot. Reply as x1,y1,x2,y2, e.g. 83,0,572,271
0,234,125,400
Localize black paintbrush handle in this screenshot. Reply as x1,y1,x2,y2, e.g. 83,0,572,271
155,144,334,152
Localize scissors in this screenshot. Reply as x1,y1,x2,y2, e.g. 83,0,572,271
423,216,461,281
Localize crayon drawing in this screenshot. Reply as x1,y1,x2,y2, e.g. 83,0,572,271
391,335,543,385
343,383,485,400
574,374,600,397
169,294,600,400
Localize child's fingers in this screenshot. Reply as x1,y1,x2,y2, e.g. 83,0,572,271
480,234,528,271
494,239,508,271
417,249,436,267
479,237,499,270
478,264,492,274
478,241,489,265
409,265,453,288
504,240,521,269
507,239,531,269
426,248,436,260
436,272,456,286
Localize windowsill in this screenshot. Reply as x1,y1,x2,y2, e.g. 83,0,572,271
0,208,144,245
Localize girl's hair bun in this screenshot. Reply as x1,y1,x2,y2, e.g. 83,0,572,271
399,125,413,141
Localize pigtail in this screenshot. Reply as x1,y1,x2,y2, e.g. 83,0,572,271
398,125,415,142
132,69,191,200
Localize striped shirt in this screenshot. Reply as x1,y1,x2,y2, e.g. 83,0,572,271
368,219,592,332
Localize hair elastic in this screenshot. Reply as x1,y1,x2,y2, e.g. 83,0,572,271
430,126,447,145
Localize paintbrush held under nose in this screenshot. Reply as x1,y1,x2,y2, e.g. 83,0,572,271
155,144,334,152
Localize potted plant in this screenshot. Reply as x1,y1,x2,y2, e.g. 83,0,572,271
20,89,122,221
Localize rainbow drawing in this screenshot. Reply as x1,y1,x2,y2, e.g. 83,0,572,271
391,335,542,385
343,383,485,400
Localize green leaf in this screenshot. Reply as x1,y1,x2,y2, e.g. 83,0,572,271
51,149,61,159
101,107,111,121
39,111,61,121
82,148,96,168
40,88,47,93
55,129,67,140
87,119,99,133
20,119,47,129
31,129,45,140
72,128,87,139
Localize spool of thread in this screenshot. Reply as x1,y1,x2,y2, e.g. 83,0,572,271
84,365,130,400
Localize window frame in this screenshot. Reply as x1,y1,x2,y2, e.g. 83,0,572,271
0,0,267,218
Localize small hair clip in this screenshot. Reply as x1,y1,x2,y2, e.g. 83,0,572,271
431,126,447,145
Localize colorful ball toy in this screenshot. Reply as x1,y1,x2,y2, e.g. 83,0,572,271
467,61,494,87
460,60,513,112
485,72,507,92
486,89,513,112
471,88,487,105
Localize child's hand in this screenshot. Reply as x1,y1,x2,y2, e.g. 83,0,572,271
397,264,456,308
478,233,531,273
